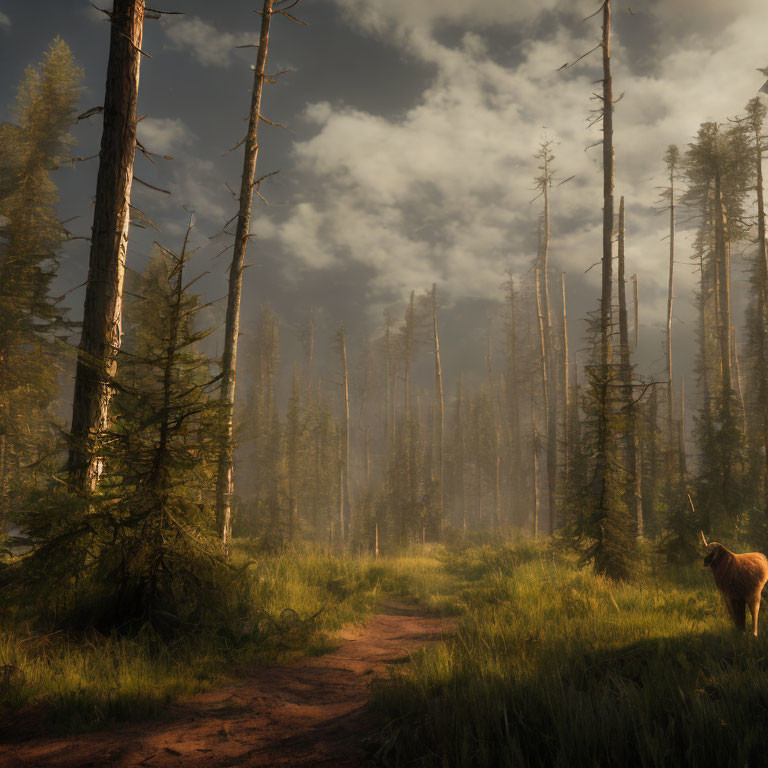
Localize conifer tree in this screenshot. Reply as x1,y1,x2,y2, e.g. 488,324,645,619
0,39,82,531
18,226,232,630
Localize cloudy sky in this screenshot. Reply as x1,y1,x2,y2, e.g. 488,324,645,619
1,0,768,405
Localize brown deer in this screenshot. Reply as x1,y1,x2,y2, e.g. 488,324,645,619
700,531,768,637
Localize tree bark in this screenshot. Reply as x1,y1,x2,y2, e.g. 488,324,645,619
67,0,144,491
532,414,540,540
665,155,676,446
714,178,732,393
679,374,687,477
384,319,393,462
595,0,615,514
215,0,275,548
537,149,558,534
338,325,351,543
534,264,556,533
561,271,570,487
505,277,522,524
618,197,642,535
732,326,748,435
404,291,415,422
634,274,639,350
431,284,445,528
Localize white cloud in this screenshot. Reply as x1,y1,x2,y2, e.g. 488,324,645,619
137,117,193,156
161,16,255,68
332,0,588,37
0,11,10,28
256,0,768,324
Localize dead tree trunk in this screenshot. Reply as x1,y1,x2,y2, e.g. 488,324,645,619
384,317,394,462
337,325,351,544
714,179,732,392
665,146,678,448
67,0,145,491
561,271,570,486
215,0,275,548
679,374,687,476
532,414,540,540
633,274,639,350
537,145,558,534
618,197,642,535
404,291,415,423
337,433,344,549
456,377,467,535
534,263,555,533
732,326,748,435
431,284,445,529
505,277,522,525
595,0,615,513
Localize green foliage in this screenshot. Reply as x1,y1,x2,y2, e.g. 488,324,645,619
562,312,637,581
10,233,232,632
693,389,747,538
0,38,82,530
383,418,426,546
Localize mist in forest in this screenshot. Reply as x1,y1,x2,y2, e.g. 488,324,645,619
3,1,768,764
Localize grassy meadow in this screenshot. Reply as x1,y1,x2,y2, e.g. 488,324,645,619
2,536,767,767
373,541,768,767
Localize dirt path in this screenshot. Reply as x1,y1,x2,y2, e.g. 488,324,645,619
1,603,451,768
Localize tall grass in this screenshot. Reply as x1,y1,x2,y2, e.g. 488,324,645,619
373,542,768,767
0,542,448,737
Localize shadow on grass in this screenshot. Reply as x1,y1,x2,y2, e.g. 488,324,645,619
373,627,768,768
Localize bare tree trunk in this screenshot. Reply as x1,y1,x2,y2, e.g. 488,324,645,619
337,325,351,543
665,155,676,445
392,374,398,451
384,319,393,462
432,284,444,527
215,0,275,548
67,0,144,491
596,0,615,513
456,377,466,535
532,416,540,540
618,197,642,535
634,274,639,350
714,179,732,392
538,154,558,534
404,291,415,422
494,427,501,532
337,434,344,548
535,265,557,534
561,272,570,487
732,326,748,435
505,277,522,524
365,427,371,489
679,374,687,476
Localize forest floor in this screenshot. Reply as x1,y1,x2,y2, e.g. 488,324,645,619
0,600,453,768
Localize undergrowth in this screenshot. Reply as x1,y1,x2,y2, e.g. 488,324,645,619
0,541,449,738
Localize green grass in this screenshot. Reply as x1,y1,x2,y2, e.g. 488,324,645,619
372,541,768,767
0,541,448,737
6,537,760,764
